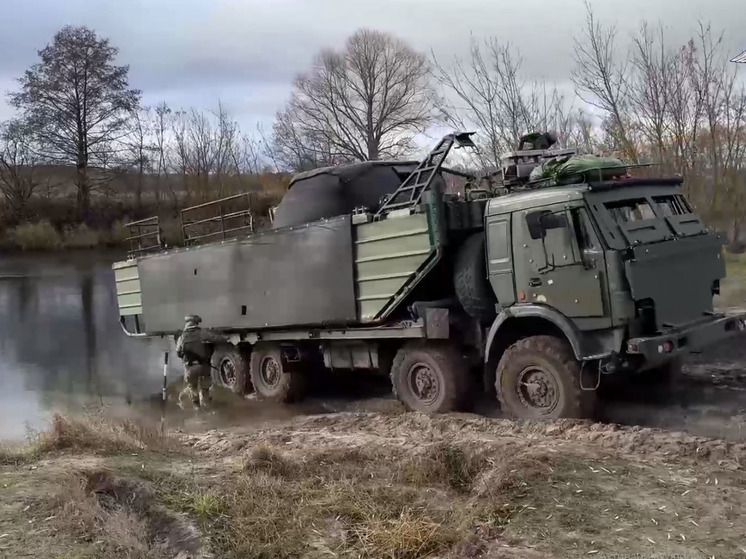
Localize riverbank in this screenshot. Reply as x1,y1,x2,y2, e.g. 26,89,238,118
2,410,745,558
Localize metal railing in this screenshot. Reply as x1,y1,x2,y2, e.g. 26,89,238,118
125,216,163,258
181,192,255,247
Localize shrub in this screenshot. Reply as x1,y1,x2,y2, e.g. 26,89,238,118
63,223,101,249
10,220,63,250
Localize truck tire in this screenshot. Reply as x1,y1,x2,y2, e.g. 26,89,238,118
390,342,469,413
454,233,497,323
249,344,306,403
495,335,595,419
211,344,252,395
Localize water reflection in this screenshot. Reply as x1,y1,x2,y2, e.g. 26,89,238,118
0,252,179,440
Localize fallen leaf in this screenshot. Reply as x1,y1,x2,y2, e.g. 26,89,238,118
689,520,699,527
682,490,692,496
647,537,655,544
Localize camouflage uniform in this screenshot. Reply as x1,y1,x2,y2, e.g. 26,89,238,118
175,315,222,407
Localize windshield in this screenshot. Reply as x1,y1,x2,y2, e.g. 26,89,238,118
585,187,705,249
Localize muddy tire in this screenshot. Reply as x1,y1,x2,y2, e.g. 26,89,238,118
390,342,469,413
495,335,595,419
211,344,252,395
249,344,306,403
454,233,497,323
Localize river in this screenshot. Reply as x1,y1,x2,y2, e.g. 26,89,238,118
0,251,178,440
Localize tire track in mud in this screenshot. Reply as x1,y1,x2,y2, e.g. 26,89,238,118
599,340,746,442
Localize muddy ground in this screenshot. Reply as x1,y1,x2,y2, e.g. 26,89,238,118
1,336,745,559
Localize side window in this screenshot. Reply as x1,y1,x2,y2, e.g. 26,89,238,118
525,208,579,271
571,208,600,268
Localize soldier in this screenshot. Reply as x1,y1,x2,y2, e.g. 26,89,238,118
175,315,222,408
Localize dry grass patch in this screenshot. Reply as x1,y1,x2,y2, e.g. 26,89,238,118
9,219,63,250
164,442,510,558
31,468,204,559
33,412,183,455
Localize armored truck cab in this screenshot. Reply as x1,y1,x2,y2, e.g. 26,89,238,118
112,132,746,419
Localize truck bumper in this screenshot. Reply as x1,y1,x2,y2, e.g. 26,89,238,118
626,312,746,361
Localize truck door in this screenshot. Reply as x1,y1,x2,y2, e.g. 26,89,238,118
486,214,515,307
514,205,606,318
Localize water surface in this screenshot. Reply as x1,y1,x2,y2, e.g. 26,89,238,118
0,251,177,440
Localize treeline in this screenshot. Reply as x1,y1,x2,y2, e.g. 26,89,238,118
0,5,744,250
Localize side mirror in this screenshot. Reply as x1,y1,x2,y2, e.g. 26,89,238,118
526,210,568,240
526,210,547,239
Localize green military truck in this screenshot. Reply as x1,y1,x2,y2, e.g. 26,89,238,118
112,132,746,419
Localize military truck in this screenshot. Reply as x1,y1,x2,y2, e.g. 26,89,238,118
112,131,746,419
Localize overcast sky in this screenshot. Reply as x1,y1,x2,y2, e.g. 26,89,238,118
0,0,744,132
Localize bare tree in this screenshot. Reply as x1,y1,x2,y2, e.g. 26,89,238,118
122,106,155,209
8,25,140,220
572,3,637,162
630,22,672,164
273,28,433,167
432,38,571,170
0,120,41,220
272,105,339,171
152,101,172,207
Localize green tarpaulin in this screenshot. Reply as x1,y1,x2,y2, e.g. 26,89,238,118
529,154,627,185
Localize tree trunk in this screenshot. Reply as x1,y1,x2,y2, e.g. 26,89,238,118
367,137,379,160
76,165,90,222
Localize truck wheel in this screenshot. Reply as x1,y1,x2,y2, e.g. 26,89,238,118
454,233,497,323
495,335,595,419
390,342,469,413
250,344,306,403
211,345,252,395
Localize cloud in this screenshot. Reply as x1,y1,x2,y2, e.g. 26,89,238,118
0,0,744,130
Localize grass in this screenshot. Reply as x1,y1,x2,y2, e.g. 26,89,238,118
0,412,181,464
3,412,746,558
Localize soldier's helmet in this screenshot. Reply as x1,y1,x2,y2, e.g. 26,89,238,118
184,315,202,328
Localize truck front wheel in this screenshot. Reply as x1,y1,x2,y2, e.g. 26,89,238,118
390,342,469,413
495,335,595,419
249,344,306,403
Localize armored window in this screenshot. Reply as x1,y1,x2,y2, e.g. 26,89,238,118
652,195,691,217
604,199,656,223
